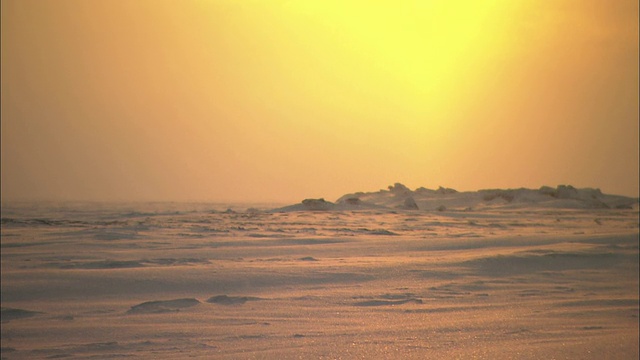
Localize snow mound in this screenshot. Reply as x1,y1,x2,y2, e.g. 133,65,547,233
126,298,200,314
272,197,387,212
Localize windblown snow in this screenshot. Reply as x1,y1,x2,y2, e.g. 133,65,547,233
1,184,638,359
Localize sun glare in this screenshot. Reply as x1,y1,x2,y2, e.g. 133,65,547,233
2,0,637,201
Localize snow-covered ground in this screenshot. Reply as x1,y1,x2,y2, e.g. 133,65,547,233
1,189,638,359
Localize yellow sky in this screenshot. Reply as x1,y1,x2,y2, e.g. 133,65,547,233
1,0,638,202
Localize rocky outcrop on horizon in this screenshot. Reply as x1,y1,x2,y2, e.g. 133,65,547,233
272,183,639,212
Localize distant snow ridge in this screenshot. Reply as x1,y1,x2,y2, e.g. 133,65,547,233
272,184,638,212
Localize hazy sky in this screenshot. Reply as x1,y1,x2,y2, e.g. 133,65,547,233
2,0,638,202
